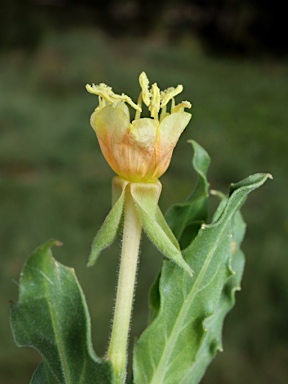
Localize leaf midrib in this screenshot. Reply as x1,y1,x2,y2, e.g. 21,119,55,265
179,248,245,384
44,262,72,384
149,217,231,384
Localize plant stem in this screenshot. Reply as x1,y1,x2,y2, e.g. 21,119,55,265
107,187,142,383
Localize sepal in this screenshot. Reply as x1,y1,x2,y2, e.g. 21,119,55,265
130,182,193,276
88,178,129,267
88,177,192,275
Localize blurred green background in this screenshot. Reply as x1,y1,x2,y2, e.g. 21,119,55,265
0,1,287,383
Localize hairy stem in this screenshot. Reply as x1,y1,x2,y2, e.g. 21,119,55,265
107,187,142,383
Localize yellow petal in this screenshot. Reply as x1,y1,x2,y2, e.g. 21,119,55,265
130,118,158,149
159,111,192,154
92,105,130,142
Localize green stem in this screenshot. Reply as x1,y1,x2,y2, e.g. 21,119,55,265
107,187,142,383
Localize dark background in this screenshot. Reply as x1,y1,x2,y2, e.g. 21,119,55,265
0,1,287,383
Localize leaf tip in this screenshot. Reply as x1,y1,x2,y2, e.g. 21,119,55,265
54,240,63,247
44,239,63,250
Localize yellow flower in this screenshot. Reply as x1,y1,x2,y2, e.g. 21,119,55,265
86,72,192,182
86,73,193,276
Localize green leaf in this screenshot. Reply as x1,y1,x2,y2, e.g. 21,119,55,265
165,140,210,249
10,240,114,384
149,140,211,322
179,210,246,383
133,173,271,384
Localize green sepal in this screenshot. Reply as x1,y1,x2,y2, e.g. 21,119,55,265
90,176,192,275
10,240,114,384
88,176,192,275
88,178,129,267
130,182,193,276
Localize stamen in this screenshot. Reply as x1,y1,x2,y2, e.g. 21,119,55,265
120,94,142,112
160,104,168,121
135,93,143,120
161,84,183,107
172,100,192,113
139,72,151,106
86,83,116,103
86,83,141,112
149,83,161,119
171,97,175,112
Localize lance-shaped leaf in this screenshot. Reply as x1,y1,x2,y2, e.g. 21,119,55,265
179,208,246,383
10,240,114,384
133,173,271,384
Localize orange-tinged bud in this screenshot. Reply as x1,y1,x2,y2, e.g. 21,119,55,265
86,72,192,182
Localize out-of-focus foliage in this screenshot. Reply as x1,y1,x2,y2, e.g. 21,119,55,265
1,0,287,56
0,0,41,52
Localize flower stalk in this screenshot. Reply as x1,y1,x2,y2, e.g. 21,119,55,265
107,186,142,383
